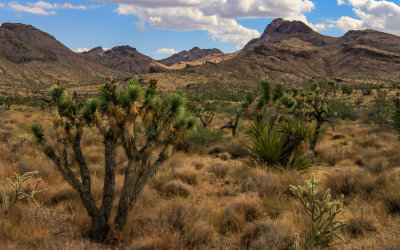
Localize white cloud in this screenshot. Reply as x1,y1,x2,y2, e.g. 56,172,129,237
0,3,4,8
76,48,89,53
337,0,346,5
8,1,89,15
156,48,178,54
98,0,317,48
334,16,365,31
332,0,400,34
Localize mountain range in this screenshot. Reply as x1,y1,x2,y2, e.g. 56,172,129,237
1,18,400,95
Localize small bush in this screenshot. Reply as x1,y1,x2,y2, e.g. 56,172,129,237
325,171,362,197
163,180,190,198
341,85,353,95
159,201,213,248
328,100,357,121
172,168,198,186
218,195,262,233
184,128,223,146
209,163,229,178
192,161,204,170
346,210,377,237
242,220,293,250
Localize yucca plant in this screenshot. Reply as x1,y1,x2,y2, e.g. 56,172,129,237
31,79,196,241
246,119,312,172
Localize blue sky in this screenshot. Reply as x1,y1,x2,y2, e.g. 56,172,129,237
0,0,399,59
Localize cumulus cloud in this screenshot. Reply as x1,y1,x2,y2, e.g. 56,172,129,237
76,48,89,53
156,48,178,54
8,1,89,15
337,0,346,5
334,16,365,31
333,0,400,34
98,0,318,48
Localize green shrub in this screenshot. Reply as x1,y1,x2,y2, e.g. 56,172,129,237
365,90,393,128
184,128,223,146
341,85,353,95
328,99,357,121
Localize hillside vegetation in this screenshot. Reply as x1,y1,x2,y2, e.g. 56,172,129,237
1,78,400,249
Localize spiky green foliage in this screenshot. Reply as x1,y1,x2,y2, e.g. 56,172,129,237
246,120,312,172
1,171,47,213
29,123,45,143
292,82,337,151
290,175,347,249
30,78,196,241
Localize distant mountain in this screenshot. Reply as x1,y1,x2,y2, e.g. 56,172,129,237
2,19,400,96
158,47,222,66
0,23,130,93
140,18,400,92
81,45,166,74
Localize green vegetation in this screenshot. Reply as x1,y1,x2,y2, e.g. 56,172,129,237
30,79,196,241
290,175,347,249
0,171,46,213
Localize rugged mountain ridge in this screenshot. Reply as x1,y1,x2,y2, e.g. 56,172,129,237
158,47,222,66
0,22,130,93
81,45,166,74
1,18,400,94
138,18,400,92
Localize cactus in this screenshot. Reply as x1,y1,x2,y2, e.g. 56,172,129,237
31,78,196,241
0,171,46,213
289,174,347,249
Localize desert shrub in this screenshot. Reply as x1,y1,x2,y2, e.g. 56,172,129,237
242,220,293,250
382,185,400,214
364,158,392,174
192,161,204,170
183,128,223,147
47,188,77,205
172,168,198,186
209,163,229,178
324,171,362,197
163,180,191,198
362,84,373,95
354,97,363,108
316,144,343,166
345,209,377,237
328,99,357,121
218,195,262,233
364,90,393,128
159,201,213,248
341,85,353,95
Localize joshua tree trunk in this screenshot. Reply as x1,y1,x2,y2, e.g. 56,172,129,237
41,127,118,242
221,111,241,136
114,143,169,231
310,120,323,152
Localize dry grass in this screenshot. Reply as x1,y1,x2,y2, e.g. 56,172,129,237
1,105,400,249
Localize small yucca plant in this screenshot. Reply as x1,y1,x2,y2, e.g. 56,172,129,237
246,119,312,172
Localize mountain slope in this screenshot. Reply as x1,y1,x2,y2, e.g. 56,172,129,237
81,46,166,74
0,23,130,93
140,18,400,92
158,47,222,66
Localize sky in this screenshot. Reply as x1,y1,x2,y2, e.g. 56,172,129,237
0,0,400,59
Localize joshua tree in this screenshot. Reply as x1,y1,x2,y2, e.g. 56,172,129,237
221,90,255,136
293,82,337,152
31,79,196,241
188,96,215,128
